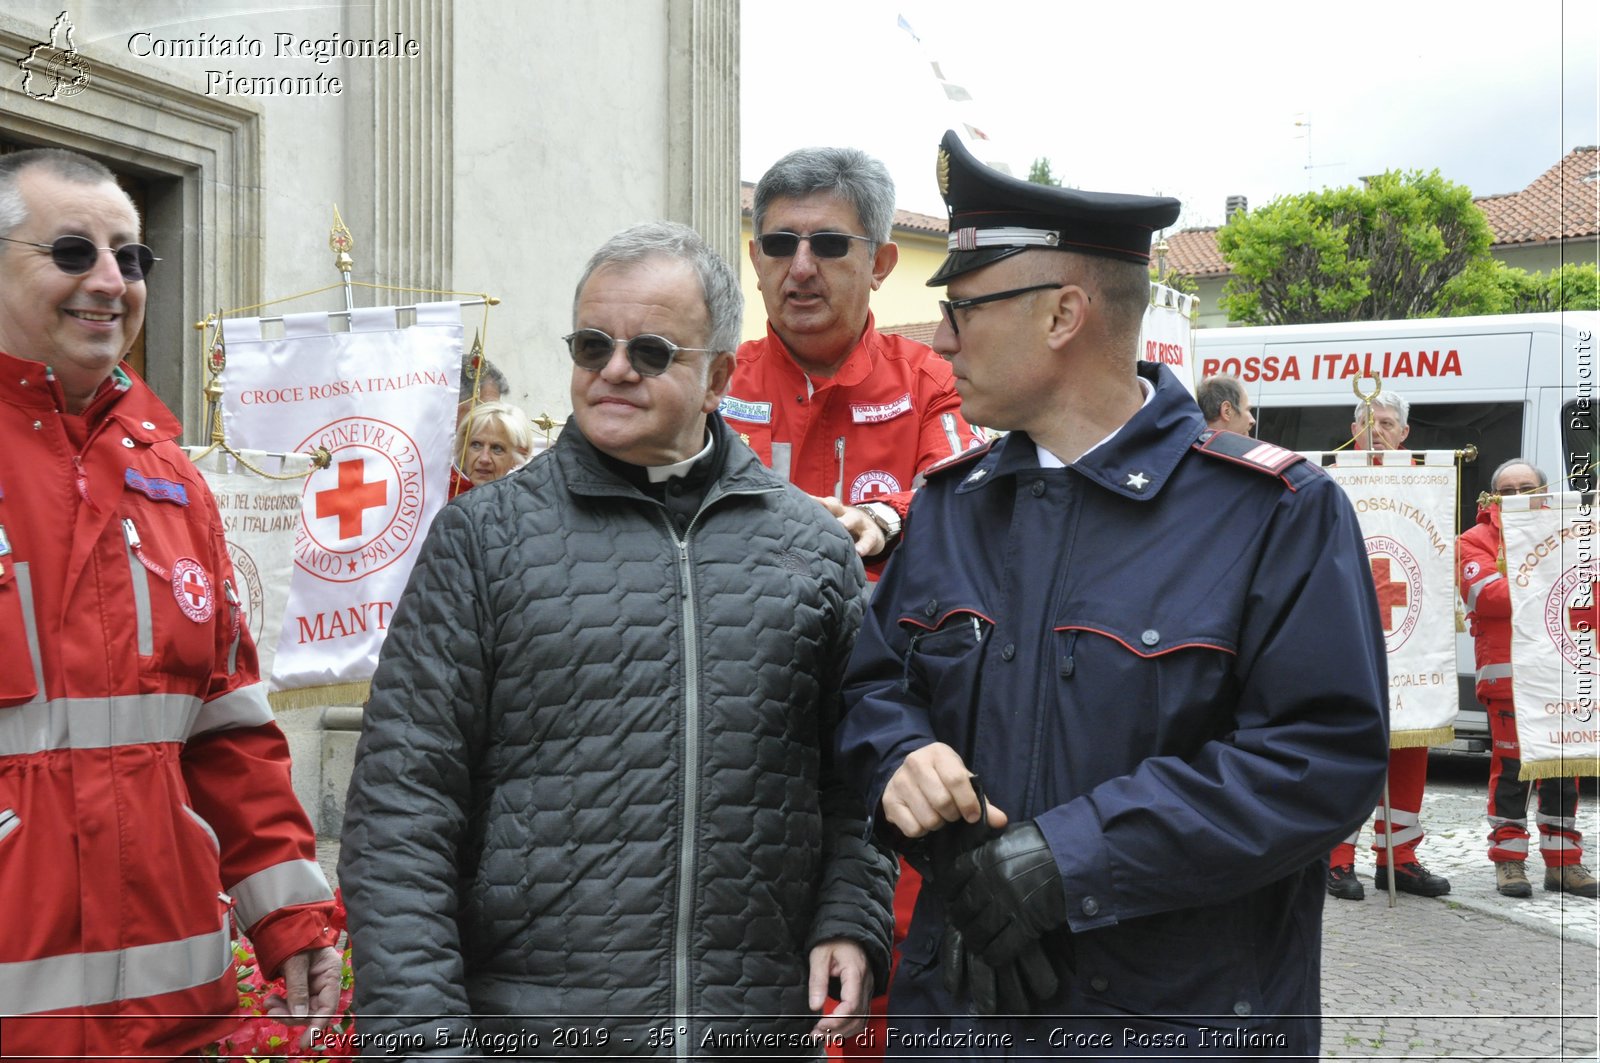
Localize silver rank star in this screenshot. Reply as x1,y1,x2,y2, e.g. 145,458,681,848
1125,471,1150,490
964,468,988,484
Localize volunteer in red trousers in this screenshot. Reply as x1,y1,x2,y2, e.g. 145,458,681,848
0,149,339,1060
1327,391,1453,900
728,146,984,1057
1458,458,1597,898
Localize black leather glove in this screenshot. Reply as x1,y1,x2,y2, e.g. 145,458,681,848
945,821,1068,967
941,921,1060,1016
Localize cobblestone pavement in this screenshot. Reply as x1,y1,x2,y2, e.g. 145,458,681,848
1320,757,1599,1060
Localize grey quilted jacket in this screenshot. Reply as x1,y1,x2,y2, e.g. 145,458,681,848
340,415,895,1057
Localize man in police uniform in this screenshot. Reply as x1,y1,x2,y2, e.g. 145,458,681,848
837,131,1390,1056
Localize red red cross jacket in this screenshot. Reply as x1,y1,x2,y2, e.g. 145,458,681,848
1459,502,1512,700
726,317,983,574
0,352,337,1060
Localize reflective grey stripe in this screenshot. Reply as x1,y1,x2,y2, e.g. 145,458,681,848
123,525,154,655
1465,572,1503,613
0,920,231,1014
0,809,18,844
941,412,962,456
190,683,273,737
183,805,219,854
771,442,792,482
13,562,46,703
1477,663,1514,683
229,859,334,930
0,692,202,757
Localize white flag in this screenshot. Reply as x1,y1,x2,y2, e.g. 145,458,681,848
220,303,461,695
185,448,312,685
1325,451,1460,747
1139,284,1196,397
1500,493,1600,779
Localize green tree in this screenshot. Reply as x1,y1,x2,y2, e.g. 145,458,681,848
1216,170,1495,324
1437,260,1600,314
1028,157,1062,187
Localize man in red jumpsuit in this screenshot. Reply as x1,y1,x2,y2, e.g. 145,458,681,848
1458,459,1597,898
0,149,340,1059
1326,391,1453,901
727,147,984,1056
728,146,984,577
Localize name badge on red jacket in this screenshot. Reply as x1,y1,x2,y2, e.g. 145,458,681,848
851,393,913,424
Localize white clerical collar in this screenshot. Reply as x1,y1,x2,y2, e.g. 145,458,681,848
1036,375,1154,468
646,432,714,483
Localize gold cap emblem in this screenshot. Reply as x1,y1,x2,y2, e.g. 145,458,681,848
936,147,950,197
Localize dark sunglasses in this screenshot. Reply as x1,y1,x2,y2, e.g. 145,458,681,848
0,234,158,281
757,231,874,259
564,327,714,377
938,283,1063,336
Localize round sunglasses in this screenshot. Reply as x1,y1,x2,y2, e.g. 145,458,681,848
564,328,714,377
0,234,159,281
756,231,874,259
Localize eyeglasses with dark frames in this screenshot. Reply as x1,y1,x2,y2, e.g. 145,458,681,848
756,231,875,259
0,234,159,281
938,283,1063,336
564,327,715,377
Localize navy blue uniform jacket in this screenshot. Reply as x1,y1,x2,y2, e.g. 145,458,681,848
837,363,1389,1056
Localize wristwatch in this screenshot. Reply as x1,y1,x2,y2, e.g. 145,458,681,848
859,501,902,546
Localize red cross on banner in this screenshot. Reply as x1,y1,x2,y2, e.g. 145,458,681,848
316,459,388,539
1569,582,1600,634
1370,556,1408,632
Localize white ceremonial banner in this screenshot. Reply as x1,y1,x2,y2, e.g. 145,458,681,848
1324,450,1460,747
1500,493,1600,779
184,448,313,685
1138,284,1197,397
220,303,462,698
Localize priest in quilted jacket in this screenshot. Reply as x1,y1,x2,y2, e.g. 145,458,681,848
340,221,895,1057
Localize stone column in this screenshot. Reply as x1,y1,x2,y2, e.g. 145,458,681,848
666,0,740,267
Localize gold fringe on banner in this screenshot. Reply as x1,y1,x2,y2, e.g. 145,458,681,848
1520,757,1600,782
269,682,370,712
1390,726,1455,750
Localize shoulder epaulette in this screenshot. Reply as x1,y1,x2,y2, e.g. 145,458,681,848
1192,430,1305,482
916,439,996,487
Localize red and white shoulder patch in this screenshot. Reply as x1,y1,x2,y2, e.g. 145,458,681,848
1193,430,1305,478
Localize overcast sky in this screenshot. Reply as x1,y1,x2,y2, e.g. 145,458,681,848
740,0,1599,232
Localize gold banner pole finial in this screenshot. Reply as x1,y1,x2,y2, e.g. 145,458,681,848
533,412,559,448
329,205,355,313
1352,374,1383,452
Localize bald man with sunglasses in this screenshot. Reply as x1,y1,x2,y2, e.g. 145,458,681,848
729,147,985,579
0,148,340,1060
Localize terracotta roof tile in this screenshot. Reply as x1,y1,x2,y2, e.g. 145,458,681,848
1162,227,1228,277
1165,148,1600,279
879,320,940,346
1481,146,1599,245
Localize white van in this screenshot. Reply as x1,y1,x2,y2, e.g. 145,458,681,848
1194,311,1598,751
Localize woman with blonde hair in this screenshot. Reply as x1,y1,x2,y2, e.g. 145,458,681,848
454,400,535,489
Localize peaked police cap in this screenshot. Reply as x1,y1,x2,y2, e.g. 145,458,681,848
929,130,1182,285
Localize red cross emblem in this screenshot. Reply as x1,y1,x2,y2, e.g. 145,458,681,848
170,558,214,623
1569,581,1600,634
1370,556,1409,632
315,459,389,540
